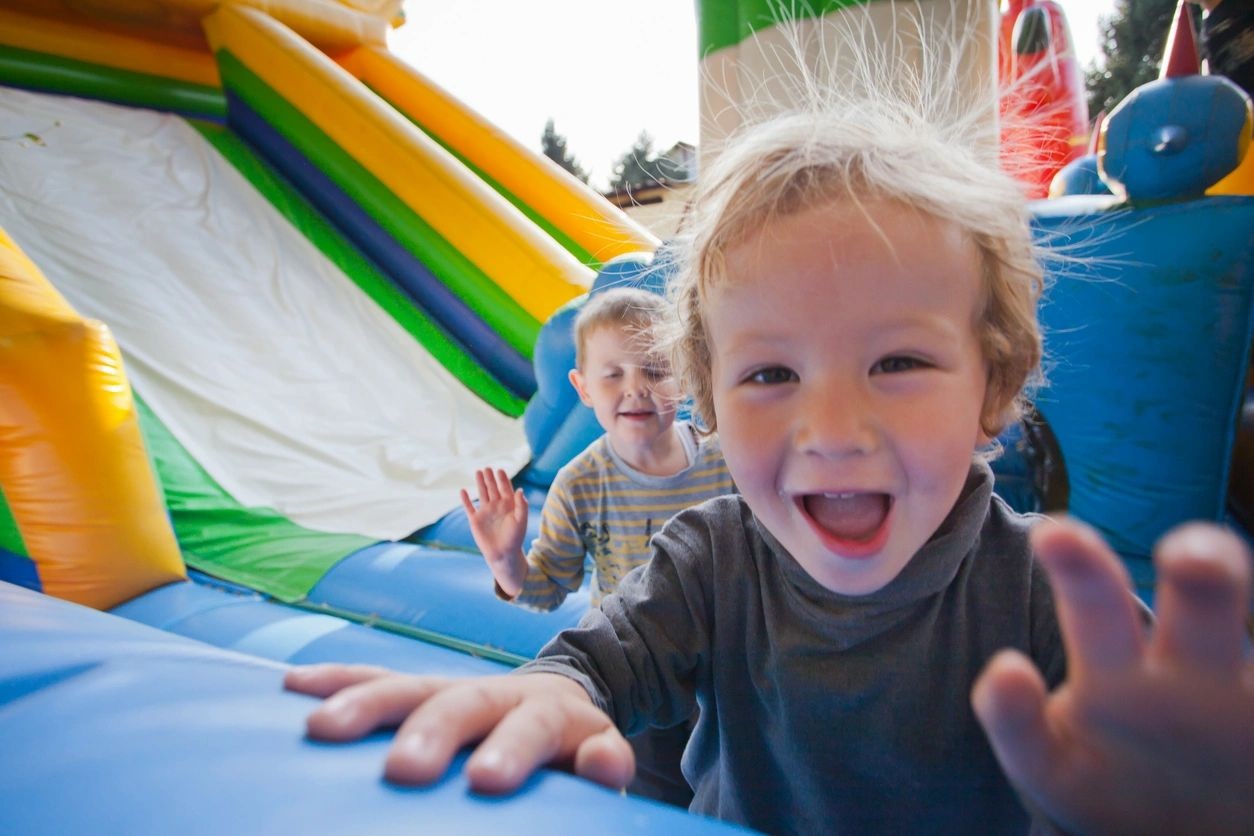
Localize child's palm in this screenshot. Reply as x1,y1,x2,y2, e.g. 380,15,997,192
461,468,528,591
975,520,1254,835
284,665,634,793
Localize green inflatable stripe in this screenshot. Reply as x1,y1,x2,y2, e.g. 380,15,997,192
137,396,529,664
217,50,539,359
0,484,27,557
367,84,600,270
0,44,226,119
134,395,374,603
697,0,868,56
189,120,525,417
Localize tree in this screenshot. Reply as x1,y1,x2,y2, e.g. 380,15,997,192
607,131,684,192
540,118,588,183
1084,0,1181,117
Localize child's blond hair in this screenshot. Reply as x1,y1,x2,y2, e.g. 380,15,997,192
667,103,1044,439
573,286,670,371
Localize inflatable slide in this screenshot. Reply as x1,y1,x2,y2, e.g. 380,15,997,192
0,1,730,830
2,0,1252,830
0,0,668,646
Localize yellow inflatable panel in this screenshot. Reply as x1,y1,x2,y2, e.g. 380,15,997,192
0,0,395,52
340,46,660,264
206,4,591,320
0,7,220,87
0,227,185,610
1208,112,1254,197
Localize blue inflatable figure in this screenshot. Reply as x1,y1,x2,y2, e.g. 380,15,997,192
993,40,1254,598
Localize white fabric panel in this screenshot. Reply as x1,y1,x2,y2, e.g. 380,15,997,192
0,88,530,540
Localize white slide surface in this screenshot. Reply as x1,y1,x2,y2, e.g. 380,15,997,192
0,88,530,540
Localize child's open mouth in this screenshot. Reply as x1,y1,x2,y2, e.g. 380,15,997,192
799,492,892,557
619,410,653,420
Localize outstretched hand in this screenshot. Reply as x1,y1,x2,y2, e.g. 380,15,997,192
460,468,529,597
973,518,1254,835
283,665,634,793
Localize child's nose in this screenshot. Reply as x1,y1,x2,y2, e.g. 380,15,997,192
625,368,651,396
794,382,877,457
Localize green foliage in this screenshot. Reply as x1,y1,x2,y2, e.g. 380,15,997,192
607,131,689,192
540,118,588,183
1084,0,1182,117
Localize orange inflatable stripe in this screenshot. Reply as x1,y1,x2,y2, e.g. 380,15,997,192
0,228,185,609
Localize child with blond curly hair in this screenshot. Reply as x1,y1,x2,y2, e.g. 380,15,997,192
287,101,1253,836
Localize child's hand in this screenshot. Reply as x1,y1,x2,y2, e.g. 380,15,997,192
973,518,1253,835
283,664,635,793
460,468,529,596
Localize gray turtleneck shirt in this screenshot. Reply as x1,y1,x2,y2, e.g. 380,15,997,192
521,461,1065,834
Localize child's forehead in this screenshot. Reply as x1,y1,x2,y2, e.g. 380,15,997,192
582,321,661,357
711,199,979,282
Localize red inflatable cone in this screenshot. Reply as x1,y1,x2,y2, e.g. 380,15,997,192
1160,0,1200,79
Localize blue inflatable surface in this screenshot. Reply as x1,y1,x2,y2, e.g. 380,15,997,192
0,581,745,835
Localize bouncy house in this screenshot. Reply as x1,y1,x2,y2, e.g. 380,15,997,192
0,0,722,830
2,0,1252,831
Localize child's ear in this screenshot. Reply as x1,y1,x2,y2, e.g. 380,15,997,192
568,369,595,407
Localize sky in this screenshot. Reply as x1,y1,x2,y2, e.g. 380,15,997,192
389,1,1118,189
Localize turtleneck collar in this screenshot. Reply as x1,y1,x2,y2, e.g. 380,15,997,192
752,460,995,649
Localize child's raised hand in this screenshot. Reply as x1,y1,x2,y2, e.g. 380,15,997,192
973,518,1253,835
460,468,529,596
283,664,635,793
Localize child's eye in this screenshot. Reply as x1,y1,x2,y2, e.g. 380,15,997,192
644,365,671,381
745,366,798,385
872,356,928,374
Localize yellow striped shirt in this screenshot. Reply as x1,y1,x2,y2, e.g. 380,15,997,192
512,423,735,611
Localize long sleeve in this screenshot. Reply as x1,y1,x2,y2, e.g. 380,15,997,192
509,472,590,611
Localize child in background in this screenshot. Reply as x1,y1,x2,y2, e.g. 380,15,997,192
459,286,734,808
287,104,1253,834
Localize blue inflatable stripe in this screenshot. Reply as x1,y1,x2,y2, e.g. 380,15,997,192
0,548,40,593
230,612,347,658
2,582,736,834
308,542,588,663
225,93,536,397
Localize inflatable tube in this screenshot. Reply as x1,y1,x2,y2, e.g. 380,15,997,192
206,5,591,334
0,581,736,835
0,0,398,50
998,1,1089,199
0,227,184,609
0,7,219,87
340,46,660,268
190,119,527,415
221,91,537,399
1028,195,1254,582
696,0,998,159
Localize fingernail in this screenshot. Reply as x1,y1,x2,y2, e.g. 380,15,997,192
1171,573,1236,609
473,747,517,783
1048,546,1096,582
322,694,352,716
396,732,431,759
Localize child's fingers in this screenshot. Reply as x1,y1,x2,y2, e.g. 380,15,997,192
304,673,451,742
573,727,636,790
971,649,1053,793
1149,523,1252,675
513,488,527,522
464,681,628,794
459,488,477,517
476,468,497,504
383,678,528,785
1032,517,1144,679
492,469,514,505
283,663,396,698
